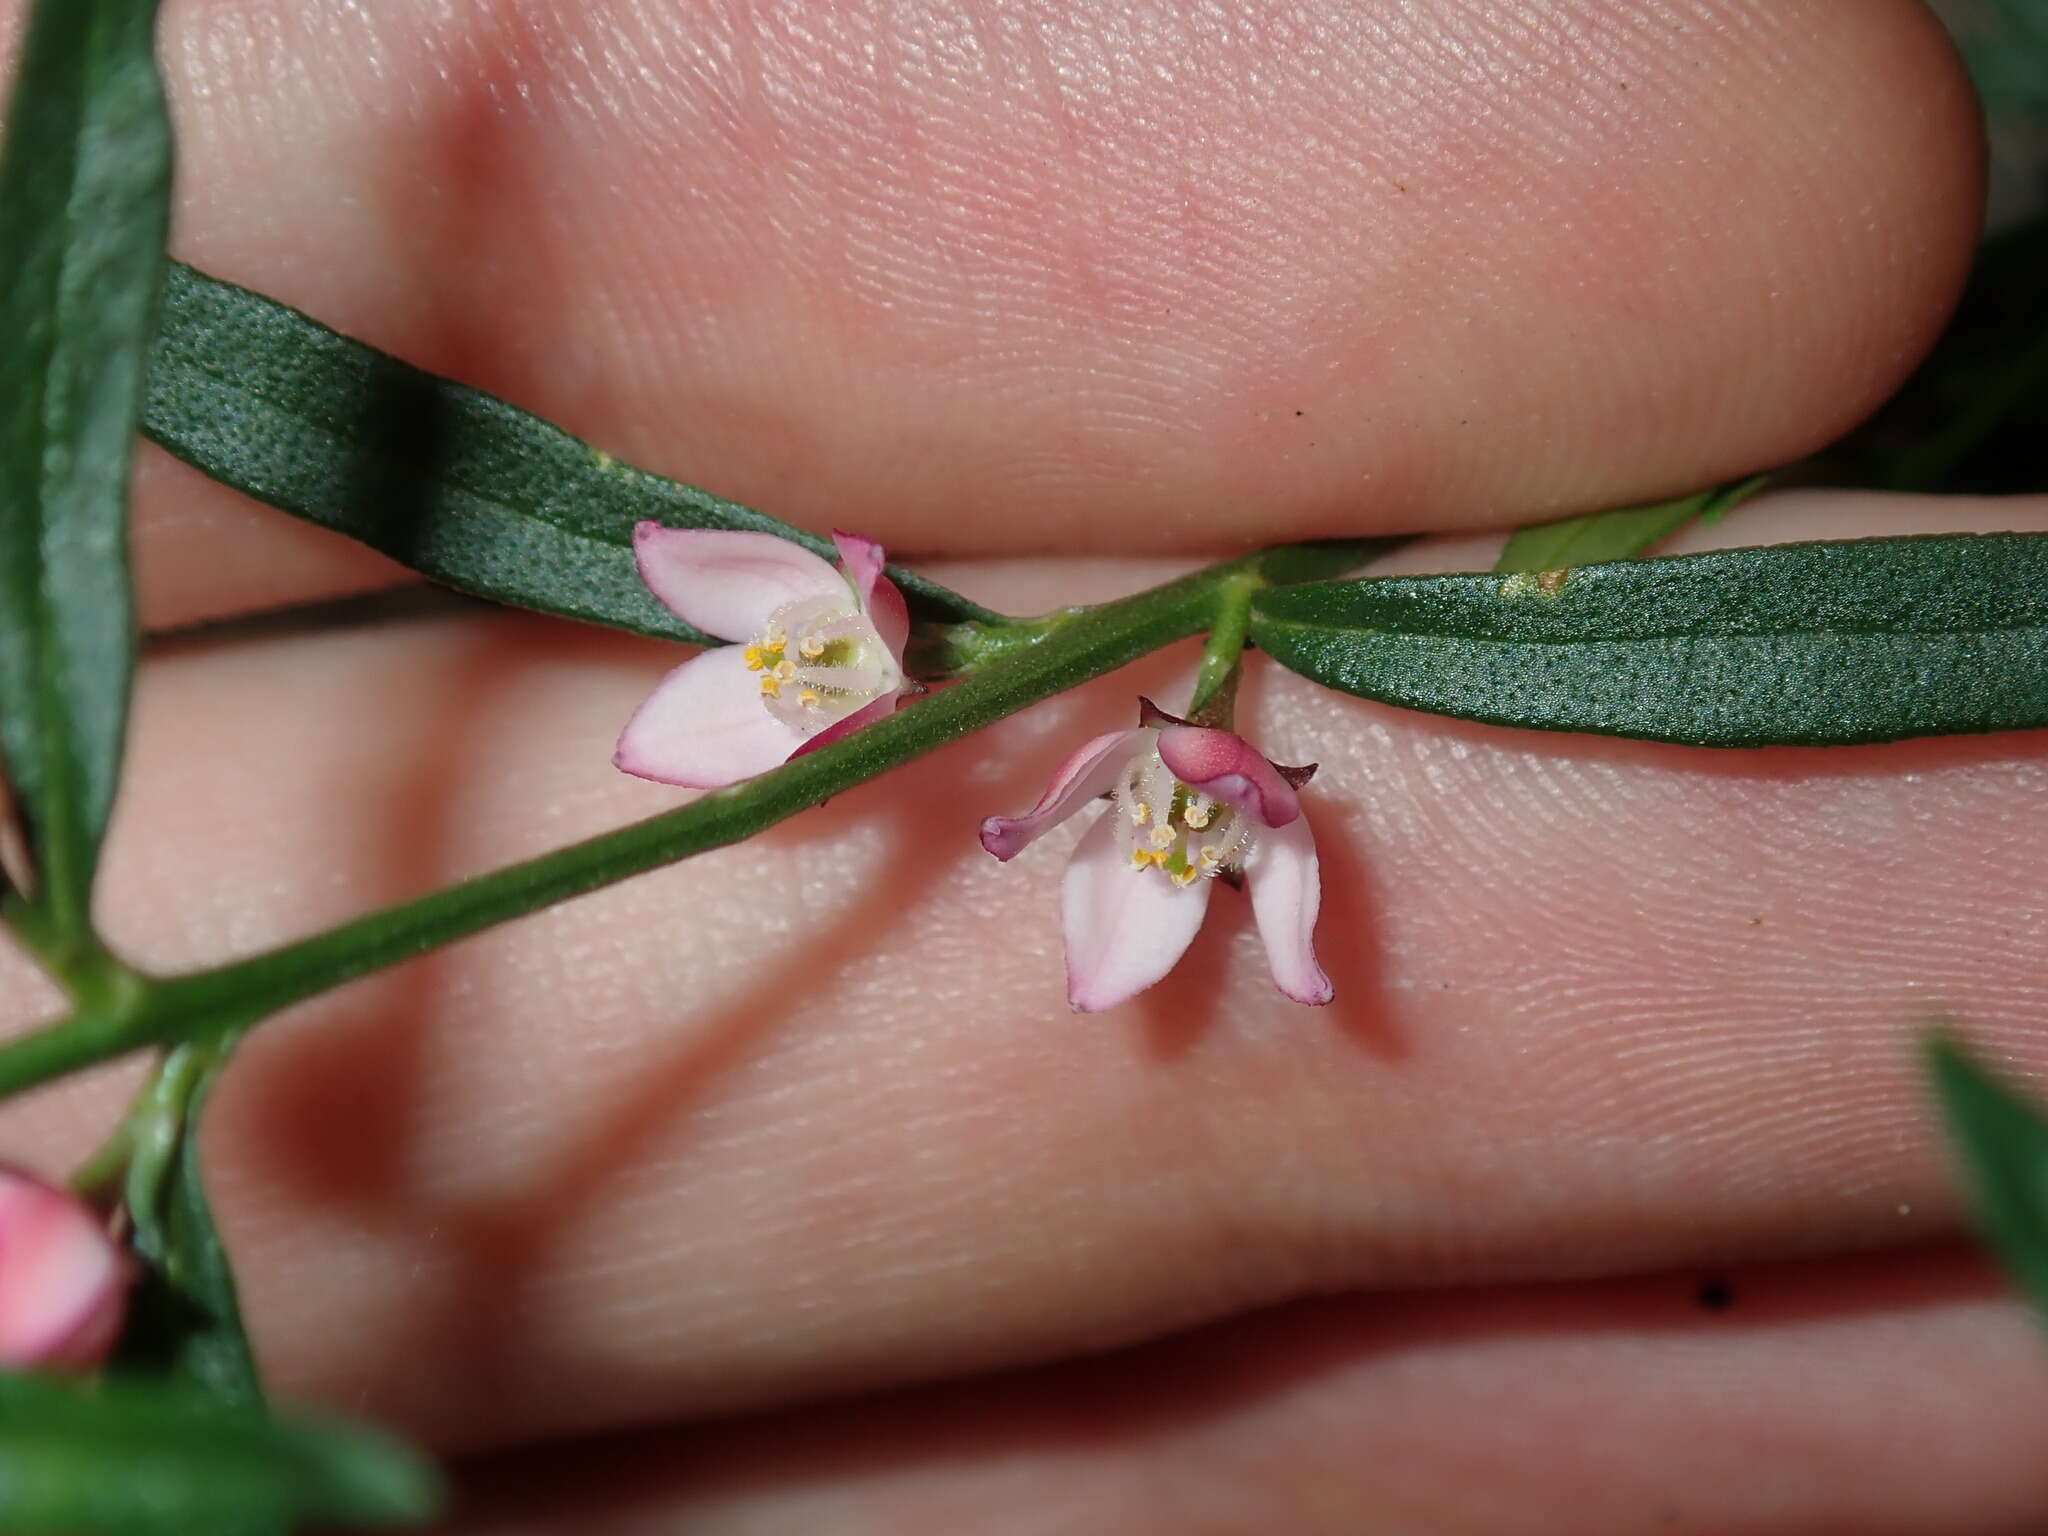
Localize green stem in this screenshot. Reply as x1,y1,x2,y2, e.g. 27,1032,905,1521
0,552,1272,1096
1185,573,1254,724
72,1033,214,1203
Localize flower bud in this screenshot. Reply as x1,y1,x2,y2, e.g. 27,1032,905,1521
0,1165,126,1371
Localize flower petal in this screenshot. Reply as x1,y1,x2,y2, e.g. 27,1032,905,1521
866,574,910,663
1155,724,1304,828
614,646,802,788
830,529,886,607
1242,814,1333,1006
830,531,909,661
0,1168,125,1371
980,729,1143,861
1062,811,1213,1012
787,690,903,761
634,525,846,642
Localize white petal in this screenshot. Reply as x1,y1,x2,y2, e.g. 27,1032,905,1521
1242,814,1333,1006
613,646,803,788
1061,812,1213,1013
633,525,847,642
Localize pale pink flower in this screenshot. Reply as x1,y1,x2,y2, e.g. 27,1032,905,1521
982,700,1332,1012
615,526,911,788
0,1166,126,1371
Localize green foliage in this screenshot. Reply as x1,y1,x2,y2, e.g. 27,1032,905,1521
1492,476,1766,575
0,0,167,962
115,1044,262,1406
142,264,997,644
0,1371,440,1535
1927,1035,2048,1322
1250,533,2048,747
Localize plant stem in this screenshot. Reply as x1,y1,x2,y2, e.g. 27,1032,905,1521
0,551,1273,1096
1186,573,1255,723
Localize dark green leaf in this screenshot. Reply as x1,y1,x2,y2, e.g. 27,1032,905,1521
0,1371,440,1533
142,263,998,643
0,0,168,953
116,1043,261,1406
1927,1034,2048,1321
1493,476,1767,575
1251,533,2048,747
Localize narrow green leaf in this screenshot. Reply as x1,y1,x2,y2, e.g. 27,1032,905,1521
116,1043,262,1405
0,0,168,954
1927,1035,2048,1320
1493,475,1767,575
1250,533,2048,747
142,263,998,642
0,1371,441,1533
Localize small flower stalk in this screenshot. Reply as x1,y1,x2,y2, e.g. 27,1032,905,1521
0,1166,126,1372
983,699,1333,1012
616,526,912,789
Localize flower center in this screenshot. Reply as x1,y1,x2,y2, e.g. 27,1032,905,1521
1111,747,1252,887
742,591,900,735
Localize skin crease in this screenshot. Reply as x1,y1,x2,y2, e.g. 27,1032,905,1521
0,0,2041,1529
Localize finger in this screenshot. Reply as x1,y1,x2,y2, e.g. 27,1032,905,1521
4,490,2045,1458
445,1247,2048,1535
15,0,1982,626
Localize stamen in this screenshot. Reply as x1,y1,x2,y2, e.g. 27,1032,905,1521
799,635,827,659
1182,795,1214,829
798,689,821,709
1149,825,1175,851
743,645,767,672
1130,801,1151,827
760,675,783,698
774,660,797,682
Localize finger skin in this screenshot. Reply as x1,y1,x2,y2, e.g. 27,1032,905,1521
3,492,2045,1456
445,1248,2048,1536
0,0,1983,625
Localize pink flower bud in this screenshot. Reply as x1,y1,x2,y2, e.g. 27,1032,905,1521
0,1166,126,1371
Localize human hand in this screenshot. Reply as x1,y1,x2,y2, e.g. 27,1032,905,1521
4,1,2044,1530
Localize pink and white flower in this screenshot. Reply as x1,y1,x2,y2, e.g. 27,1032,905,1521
0,1166,126,1372
982,700,1332,1013
615,525,911,789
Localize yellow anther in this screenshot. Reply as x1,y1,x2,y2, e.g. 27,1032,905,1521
774,660,797,681
760,624,785,648
1149,825,1175,851
1170,864,1200,887
759,675,783,698
1198,845,1222,868
743,645,767,672
799,635,827,659
798,689,821,709
1129,849,1162,870
1182,801,1212,829
1130,802,1151,827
